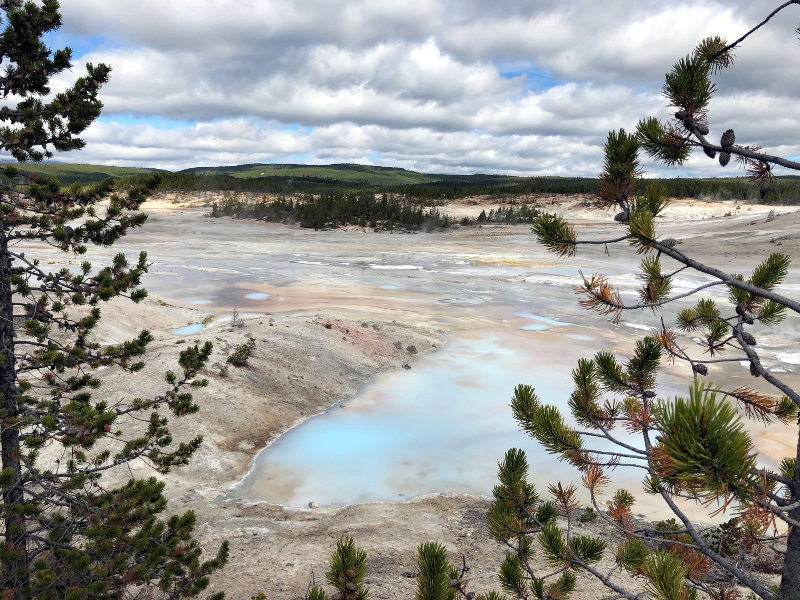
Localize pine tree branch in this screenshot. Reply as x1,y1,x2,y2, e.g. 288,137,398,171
591,280,724,312
687,129,800,171
587,458,650,470
565,234,630,249
587,487,722,551
665,265,691,278
755,500,800,529
732,322,800,407
576,430,648,455
711,1,800,60
655,486,778,600
651,238,800,314
755,495,800,514
564,545,644,600
757,468,793,487
580,398,654,444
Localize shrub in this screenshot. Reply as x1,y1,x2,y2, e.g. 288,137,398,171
227,337,256,366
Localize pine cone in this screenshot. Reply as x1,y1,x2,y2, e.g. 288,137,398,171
675,110,689,120
741,332,756,346
692,363,708,376
719,152,731,167
696,123,709,136
750,362,760,377
614,210,629,223
643,390,656,398
720,129,735,148
683,118,693,130
735,305,755,324
661,238,677,248
704,146,716,159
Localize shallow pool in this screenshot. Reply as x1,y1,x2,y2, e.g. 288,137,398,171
228,330,649,507
169,323,206,335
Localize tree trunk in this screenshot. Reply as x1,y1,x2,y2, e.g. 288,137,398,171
0,221,25,599
779,431,800,600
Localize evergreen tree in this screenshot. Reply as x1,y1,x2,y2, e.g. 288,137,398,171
0,2,226,597
483,449,598,600
308,540,478,600
499,4,800,599
415,542,457,600
307,536,370,600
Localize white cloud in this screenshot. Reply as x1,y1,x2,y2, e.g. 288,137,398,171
38,1,800,175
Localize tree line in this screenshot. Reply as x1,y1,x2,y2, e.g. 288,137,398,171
209,193,456,230
146,171,800,204
208,192,546,229
393,175,800,203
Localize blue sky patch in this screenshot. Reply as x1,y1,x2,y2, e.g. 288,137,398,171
280,123,313,135
495,60,559,91
97,115,195,131
43,31,125,60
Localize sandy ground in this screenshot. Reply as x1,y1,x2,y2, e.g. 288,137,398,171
55,192,799,599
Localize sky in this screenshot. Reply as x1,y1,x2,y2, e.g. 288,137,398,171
26,1,800,175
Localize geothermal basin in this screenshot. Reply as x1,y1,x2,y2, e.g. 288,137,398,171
36,200,800,511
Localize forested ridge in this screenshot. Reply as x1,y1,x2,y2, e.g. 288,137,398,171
9,161,800,203
159,170,800,203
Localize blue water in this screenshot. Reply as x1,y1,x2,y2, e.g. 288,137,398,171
515,312,574,327
169,323,206,335
229,331,597,506
514,312,575,331
244,292,271,300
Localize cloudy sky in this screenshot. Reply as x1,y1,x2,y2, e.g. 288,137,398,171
35,1,800,175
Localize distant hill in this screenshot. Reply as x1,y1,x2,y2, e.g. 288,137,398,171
177,163,444,186
168,163,584,195
1,162,164,185
2,161,539,190
3,161,800,203
167,164,800,204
